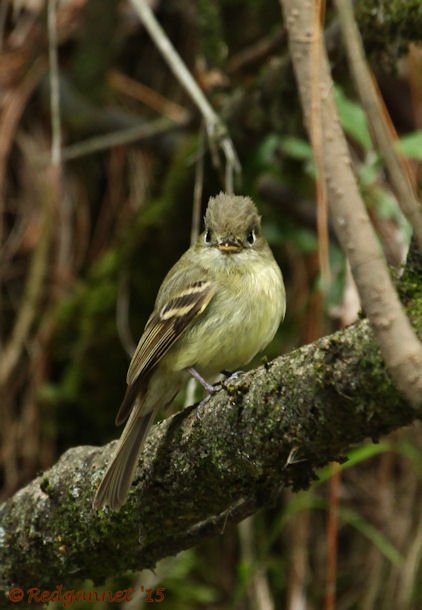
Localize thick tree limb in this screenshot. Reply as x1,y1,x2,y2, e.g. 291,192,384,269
1,245,421,600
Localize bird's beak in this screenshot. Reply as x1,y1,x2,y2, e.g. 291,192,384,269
217,239,242,253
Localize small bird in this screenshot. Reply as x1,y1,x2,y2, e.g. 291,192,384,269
93,192,285,510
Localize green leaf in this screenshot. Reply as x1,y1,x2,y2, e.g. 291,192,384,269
396,440,422,479
317,441,391,484
339,506,403,566
396,130,422,160
334,85,372,150
255,134,281,166
279,136,313,160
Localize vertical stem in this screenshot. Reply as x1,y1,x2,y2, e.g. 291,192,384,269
325,464,341,610
48,0,62,167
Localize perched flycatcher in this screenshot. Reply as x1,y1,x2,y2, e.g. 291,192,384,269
93,192,285,510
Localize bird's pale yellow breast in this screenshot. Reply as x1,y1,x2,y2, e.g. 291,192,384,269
163,249,285,377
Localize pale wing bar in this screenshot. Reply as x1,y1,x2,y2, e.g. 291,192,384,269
115,280,213,425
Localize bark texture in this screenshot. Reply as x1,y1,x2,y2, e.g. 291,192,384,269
1,247,421,601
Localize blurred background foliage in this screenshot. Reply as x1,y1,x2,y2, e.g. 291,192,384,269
0,0,422,609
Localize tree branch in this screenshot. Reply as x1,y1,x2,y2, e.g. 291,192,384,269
279,0,422,407
0,170,54,388
129,0,240,192
1,246,422,598
334,0,422,251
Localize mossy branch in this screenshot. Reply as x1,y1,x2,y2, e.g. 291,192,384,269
1,247,422,600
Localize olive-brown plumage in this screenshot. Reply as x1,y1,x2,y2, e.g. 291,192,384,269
93,193,285,510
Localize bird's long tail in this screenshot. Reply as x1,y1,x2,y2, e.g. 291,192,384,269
92,404,156,511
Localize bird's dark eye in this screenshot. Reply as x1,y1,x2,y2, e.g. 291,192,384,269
246,229,256,245
204,229,212,244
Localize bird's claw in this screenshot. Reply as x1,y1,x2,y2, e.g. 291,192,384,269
221,369,243,389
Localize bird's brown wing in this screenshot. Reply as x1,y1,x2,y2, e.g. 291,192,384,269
115,279,214,425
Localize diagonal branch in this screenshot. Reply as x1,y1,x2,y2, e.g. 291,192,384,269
334,0,422,252
279,0,422,407
1,248,421,597
129,0,240,192
0,175,54,388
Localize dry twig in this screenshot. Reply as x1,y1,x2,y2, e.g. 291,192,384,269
48,0,62,167
310,0,330,287
129,0,240,192
59,117,179,161
190,126,205,245
109,70,189,123
0,60,47,244
0,177,53,388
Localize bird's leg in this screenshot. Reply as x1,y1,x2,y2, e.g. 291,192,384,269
188,367,222,421
187,367,221,394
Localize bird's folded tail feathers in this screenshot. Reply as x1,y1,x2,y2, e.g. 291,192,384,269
115,376,147,426
92,408,155,511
